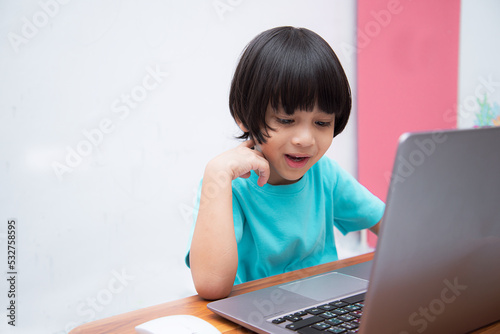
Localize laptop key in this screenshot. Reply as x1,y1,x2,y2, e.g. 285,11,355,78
272,317,286,324
294,311,308,317
341,293,365,304
329,300,348,308
319,311,336,319
319,304,337,311
326,326,347,333
326,318,343,326
345,304,361,311
312,322,331,330
340,321,359,330
285,316,323,330
332,308,349,315
350,310,363,318
305,307,324,315
338,314,356,322
285,315,303,322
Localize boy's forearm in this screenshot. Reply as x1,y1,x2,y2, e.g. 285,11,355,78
190,166,238,300
369,220,382,235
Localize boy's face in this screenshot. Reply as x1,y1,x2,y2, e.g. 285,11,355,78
254,103,335,185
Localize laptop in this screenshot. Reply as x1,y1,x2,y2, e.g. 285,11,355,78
207,127,500,334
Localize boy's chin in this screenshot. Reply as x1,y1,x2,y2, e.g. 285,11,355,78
268,172,305,185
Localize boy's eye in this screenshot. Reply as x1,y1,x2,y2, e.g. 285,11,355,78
276,118,294,125
316,121,332,127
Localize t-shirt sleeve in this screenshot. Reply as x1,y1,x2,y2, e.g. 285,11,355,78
329,160,385,235
231,191,245,243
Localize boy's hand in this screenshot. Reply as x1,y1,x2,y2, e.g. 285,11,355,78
207,139,270,187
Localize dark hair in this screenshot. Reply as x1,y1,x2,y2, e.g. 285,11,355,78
229,26,351,144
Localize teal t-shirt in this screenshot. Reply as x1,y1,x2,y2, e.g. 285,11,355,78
185,156,385,284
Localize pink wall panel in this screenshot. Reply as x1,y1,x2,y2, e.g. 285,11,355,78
357,0,460,245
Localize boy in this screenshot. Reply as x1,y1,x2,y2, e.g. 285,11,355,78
186,26,384,300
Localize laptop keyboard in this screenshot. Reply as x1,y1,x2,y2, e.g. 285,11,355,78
271,292,365,334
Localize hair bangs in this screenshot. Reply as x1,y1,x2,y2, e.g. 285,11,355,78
267,31,349,118
268,55,319,115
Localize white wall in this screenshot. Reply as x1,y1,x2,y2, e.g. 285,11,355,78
0,1,358,333
458,0,500,128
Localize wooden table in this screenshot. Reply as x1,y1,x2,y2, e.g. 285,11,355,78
70,253,499,333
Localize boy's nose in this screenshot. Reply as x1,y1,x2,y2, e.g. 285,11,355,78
291,127,315,147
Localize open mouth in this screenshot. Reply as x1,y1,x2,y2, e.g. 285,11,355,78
285,154,311,168
285,154,308,162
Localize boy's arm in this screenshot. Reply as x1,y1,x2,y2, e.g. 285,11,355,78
189,140,269,300
369,220,382,235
